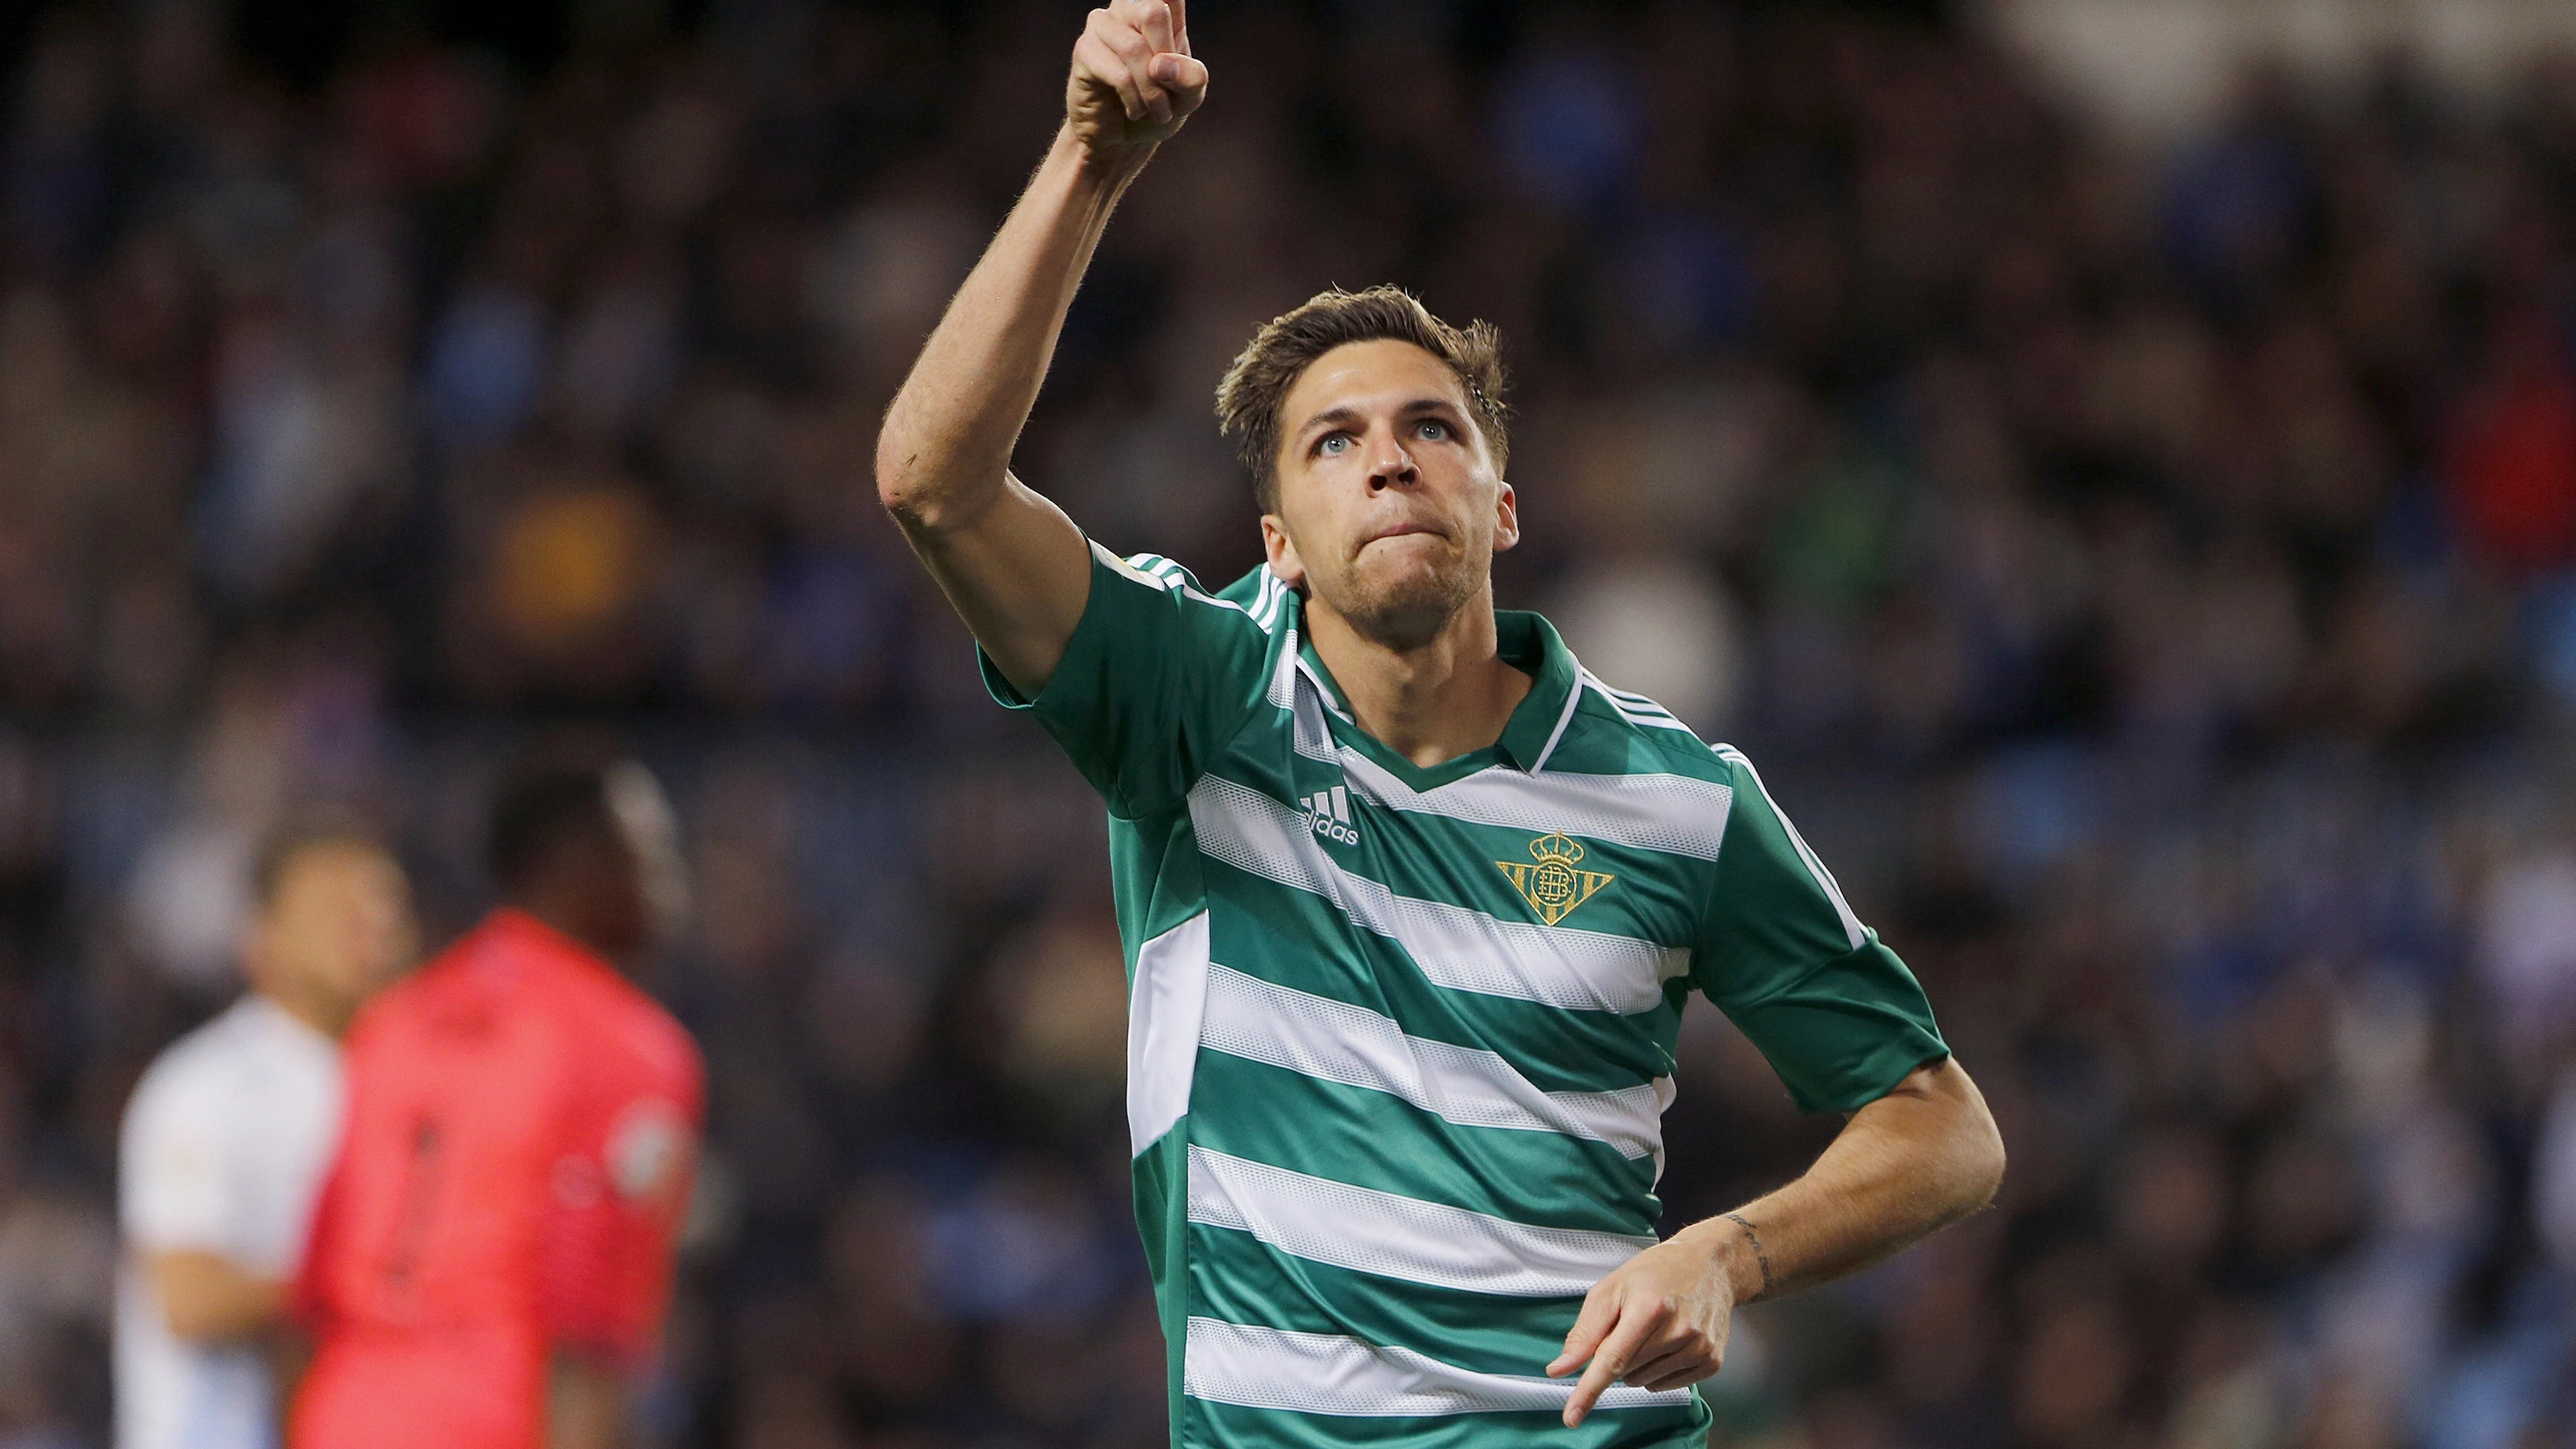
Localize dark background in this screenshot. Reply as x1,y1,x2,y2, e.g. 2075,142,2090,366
1,1,2575,1447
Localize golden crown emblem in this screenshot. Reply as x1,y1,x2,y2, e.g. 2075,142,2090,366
1530,832,1584,863
1496,832,1616,925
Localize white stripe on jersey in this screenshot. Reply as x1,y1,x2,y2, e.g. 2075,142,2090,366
1184,1147,1654,1296
1197,963,1672,1163
1189,776,1689,1016
1333,749,1733,861
1182,1317,1696,1416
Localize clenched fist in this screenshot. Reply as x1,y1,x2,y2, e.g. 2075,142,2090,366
1068,0,1208,160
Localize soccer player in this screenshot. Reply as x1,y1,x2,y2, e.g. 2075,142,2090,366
116,817,413,1449
290,760,703,1449
875,3,2008,1445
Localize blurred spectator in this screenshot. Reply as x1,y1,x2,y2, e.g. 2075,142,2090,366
114,819,410,1449
294,760,702,1449
2448,312,2576,576
0,1,2566,1445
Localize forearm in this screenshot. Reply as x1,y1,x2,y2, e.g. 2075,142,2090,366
1679,1058,2004,1303
148,1248,288,1344
876,125,1145,533
547,1352,628,1449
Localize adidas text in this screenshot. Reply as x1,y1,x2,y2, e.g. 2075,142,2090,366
1304,786,1360,846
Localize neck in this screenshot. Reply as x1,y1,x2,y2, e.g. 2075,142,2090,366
502,895,627,971
1305,582,1532,768
256,982,353,1041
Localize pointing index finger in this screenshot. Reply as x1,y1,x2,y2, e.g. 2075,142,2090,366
1549,1280,1618,1377
1563,1306,1656,1427
1172,0,1189,54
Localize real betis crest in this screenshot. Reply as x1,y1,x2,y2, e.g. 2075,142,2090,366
1496,832,1615,925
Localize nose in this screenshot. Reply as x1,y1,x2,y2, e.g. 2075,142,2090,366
1364,423,1418,491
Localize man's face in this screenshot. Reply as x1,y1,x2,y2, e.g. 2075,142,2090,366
245,842,414,1030
1261,340,1518,651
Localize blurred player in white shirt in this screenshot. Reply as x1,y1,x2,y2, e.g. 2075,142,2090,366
115,819,414,1449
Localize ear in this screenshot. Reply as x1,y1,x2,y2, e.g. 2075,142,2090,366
1261,513,1308,588
1492,479,1520,555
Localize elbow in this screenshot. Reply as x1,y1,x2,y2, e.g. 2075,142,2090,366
874,436,930,527
1968,1115,2007,1211
874,420,976,534
875,455,975,537
1901,1059,2006,1222
1956,1097,2007,1215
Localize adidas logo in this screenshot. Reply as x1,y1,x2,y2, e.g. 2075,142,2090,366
1304,786,1360,846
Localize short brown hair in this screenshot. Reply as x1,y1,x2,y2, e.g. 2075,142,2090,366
1215,286,1511,511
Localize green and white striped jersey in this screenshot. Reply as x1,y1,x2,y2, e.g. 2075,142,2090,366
984,544,1949,1449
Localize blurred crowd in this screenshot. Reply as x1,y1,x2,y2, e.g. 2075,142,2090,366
4,0,2576,1445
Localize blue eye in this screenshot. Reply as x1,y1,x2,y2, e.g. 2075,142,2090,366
1320,434,1350,456
1417,420,1449,441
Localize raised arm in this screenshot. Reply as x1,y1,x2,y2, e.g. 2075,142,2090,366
875,1,1207,697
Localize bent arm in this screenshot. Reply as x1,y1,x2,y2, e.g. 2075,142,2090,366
1552,1056,2003,1424
1690,1056,2005,1301
883,131,1183,702
876,1,1204,697
146,1247,286,1344
874,123,1123,694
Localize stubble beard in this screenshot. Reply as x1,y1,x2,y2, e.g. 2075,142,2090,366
1314,534,1490,654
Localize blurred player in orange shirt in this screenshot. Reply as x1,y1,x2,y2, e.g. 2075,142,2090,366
291,759,705,1449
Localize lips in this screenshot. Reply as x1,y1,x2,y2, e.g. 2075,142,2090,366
1360,521,1445,547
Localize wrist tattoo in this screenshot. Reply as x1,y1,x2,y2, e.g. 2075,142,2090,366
1724,1212,1774,1298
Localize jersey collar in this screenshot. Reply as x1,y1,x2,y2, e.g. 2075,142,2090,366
478,906,622,982
1287,598,1581,776
237,990,338,1053
1493,610,1582,772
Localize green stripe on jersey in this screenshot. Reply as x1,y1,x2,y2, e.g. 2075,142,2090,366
1202,869,1685,1093
1179,1317,1703,1431
984,549,1948,1448
1261,781,1712,944
1179,1410,1710,1449
1186,1389,1708,1449
1185,1221,1585,1373
1189,1049,1661,1235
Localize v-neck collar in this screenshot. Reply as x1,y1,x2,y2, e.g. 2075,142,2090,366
1283,584,1582,790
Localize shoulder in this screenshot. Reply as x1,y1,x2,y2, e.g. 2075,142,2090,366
1696,739,1789,816
125,1011,243,1133
1546,665,1737,790
604,980,701,1087
545,961,704,1101
1105,547,1297,639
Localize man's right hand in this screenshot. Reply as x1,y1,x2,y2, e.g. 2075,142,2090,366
1069,0,1208,161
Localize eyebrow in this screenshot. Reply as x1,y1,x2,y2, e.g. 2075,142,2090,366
1293,397,1465,444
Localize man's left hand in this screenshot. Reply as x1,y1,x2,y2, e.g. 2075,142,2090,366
1546,1227,1745,1426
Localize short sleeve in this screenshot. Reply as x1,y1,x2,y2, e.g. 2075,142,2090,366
1693,747,1949,1114
538,1043,705,1367
981,542,1278,817
120,1055,235,1253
